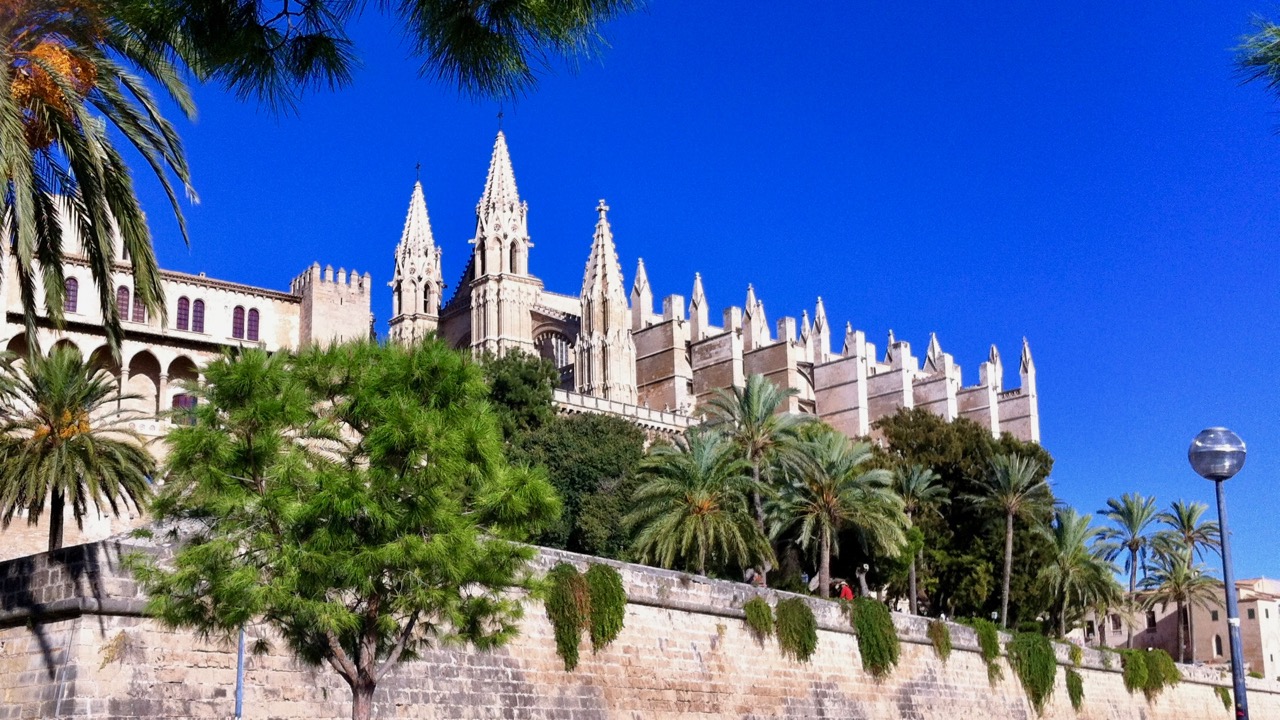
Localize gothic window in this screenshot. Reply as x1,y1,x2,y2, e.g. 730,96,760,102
1145,610,1157,631
172,393,198,425
535,331,571,369
192,300,205,333
116,286,130,319
1215,635,1224,657
247,309,260,341
132,294,146,323
176,297,190,330
509,244,518,274
232,306,245,339
63,278,78,314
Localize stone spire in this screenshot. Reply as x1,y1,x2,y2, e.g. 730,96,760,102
388,180,443,343
743,285,768,351
799,310,813,363
925,332,943,372
811,297,831,364
842,322,858,356
631,258,652,331
981,343,1003,390
1020,337,1035,374
690,272,709,341
575,200,637,404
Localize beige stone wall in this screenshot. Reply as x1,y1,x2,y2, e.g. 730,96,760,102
4,540,1279,719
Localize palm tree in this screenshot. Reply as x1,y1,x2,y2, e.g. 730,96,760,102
1038,508,1123,637
625,428,773,576
1094,492,1159,648
1154,500,1220,662
2,0,196,350
893,464,949,614
705,374,812,580
770,427,907,599
963,453,1052,628
1141,550,1221,663
0,347,154,552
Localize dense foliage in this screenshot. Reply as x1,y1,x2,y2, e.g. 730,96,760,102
1006,632,1057,715
1069,644,1083,667
774,598,818,662
1216,685,1232,711
927,619,952,662
1139,649,1181,700
583,564,626,652
971,618,1004,683
848,597,899,678
1065,667,1084,711
482,350,558,442
1119,649,1148,693
545,563,592,671
133,341,560,720
743,596,774,642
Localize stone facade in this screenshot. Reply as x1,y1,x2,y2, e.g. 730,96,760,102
390,131,1041,442
2,539,1277,719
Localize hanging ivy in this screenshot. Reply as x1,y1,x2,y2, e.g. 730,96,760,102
1069,644,1083,667
1065,667,1084,712
584,564,626,652
775,598,818,662
743,596,774,642
1006,632,1058,715
927,619,952,662
545,563,592,671
848,597,899,678
1141,649,1181,700
1216,686,1232,711
1120,649,1148,693
972,618,1004,683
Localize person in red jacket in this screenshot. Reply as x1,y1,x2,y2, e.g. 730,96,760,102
838,580,854,601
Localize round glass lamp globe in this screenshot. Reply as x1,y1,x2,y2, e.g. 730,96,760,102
1188,427,1246,481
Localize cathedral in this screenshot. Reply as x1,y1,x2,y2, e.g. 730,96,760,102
385,131,1040,443
0,130,1039,559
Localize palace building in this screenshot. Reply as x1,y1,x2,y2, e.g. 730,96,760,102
0,130,1039,558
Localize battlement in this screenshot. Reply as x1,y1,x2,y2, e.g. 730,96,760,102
293,262,374,347
290,262,371,296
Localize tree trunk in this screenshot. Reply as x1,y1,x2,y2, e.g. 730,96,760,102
48,488,65,553
750,461,768,586
1176,600,1186,664
350,679,375,720
818,530,831,599
1060,591,1069,638
1001,511,1013,628
908,554,919,615
1184,551,1197,662
1127,549,1138,649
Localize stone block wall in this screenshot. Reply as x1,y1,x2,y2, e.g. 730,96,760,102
2,540,1278,719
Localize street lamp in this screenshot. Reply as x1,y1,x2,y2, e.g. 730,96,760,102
1189,427,1248,720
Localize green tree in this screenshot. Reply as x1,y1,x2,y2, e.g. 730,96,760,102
2,0,196,351
1037,507,1122,638
1141,551,1221,663
1094,492,1159,648
964,453,1052,628
133,340,560,720
893,463,949,614
705,373,812,579
626,428,773,576
0,346,154,552
1154,500,1220,661
514,412,646,559
481,349,558,442
1239,17,1280,106
770,426,907,599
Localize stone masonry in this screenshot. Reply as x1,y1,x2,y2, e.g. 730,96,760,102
3,539,1277,719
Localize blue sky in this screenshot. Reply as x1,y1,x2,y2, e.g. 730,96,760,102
132,3,1280,577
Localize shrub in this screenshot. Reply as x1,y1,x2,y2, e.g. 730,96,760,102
1065,667,1084,711
849,598,900,678
927,619,952,662
972,618,1004,683
775,598,818,662
743,596,774,642
1006,632,1057,715
1142,649,1180,700
1216,685,1232,710
1248,670,1264,679
545,563,591,671
584,564,626,652
1120,650,1148,693
1069,644,1083,667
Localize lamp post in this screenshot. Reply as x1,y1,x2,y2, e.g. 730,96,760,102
1188,427,1248,720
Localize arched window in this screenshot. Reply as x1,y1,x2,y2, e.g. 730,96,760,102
116,286,130,319
247,309,260,341
172,393,198,425
509,244,518,274
232,306,245,339
131,294,146,323
1215,635,1224,657
176,297,190,331
63,278,78,314
192,300,205,333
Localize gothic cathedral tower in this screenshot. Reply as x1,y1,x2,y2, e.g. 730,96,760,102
575,201,637,403
388,180,443,343
468,131,542,355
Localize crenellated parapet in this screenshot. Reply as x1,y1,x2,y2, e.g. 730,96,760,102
293,262,373,347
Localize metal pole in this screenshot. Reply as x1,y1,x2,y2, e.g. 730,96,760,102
235,625,246,720
1216,479,1249,719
